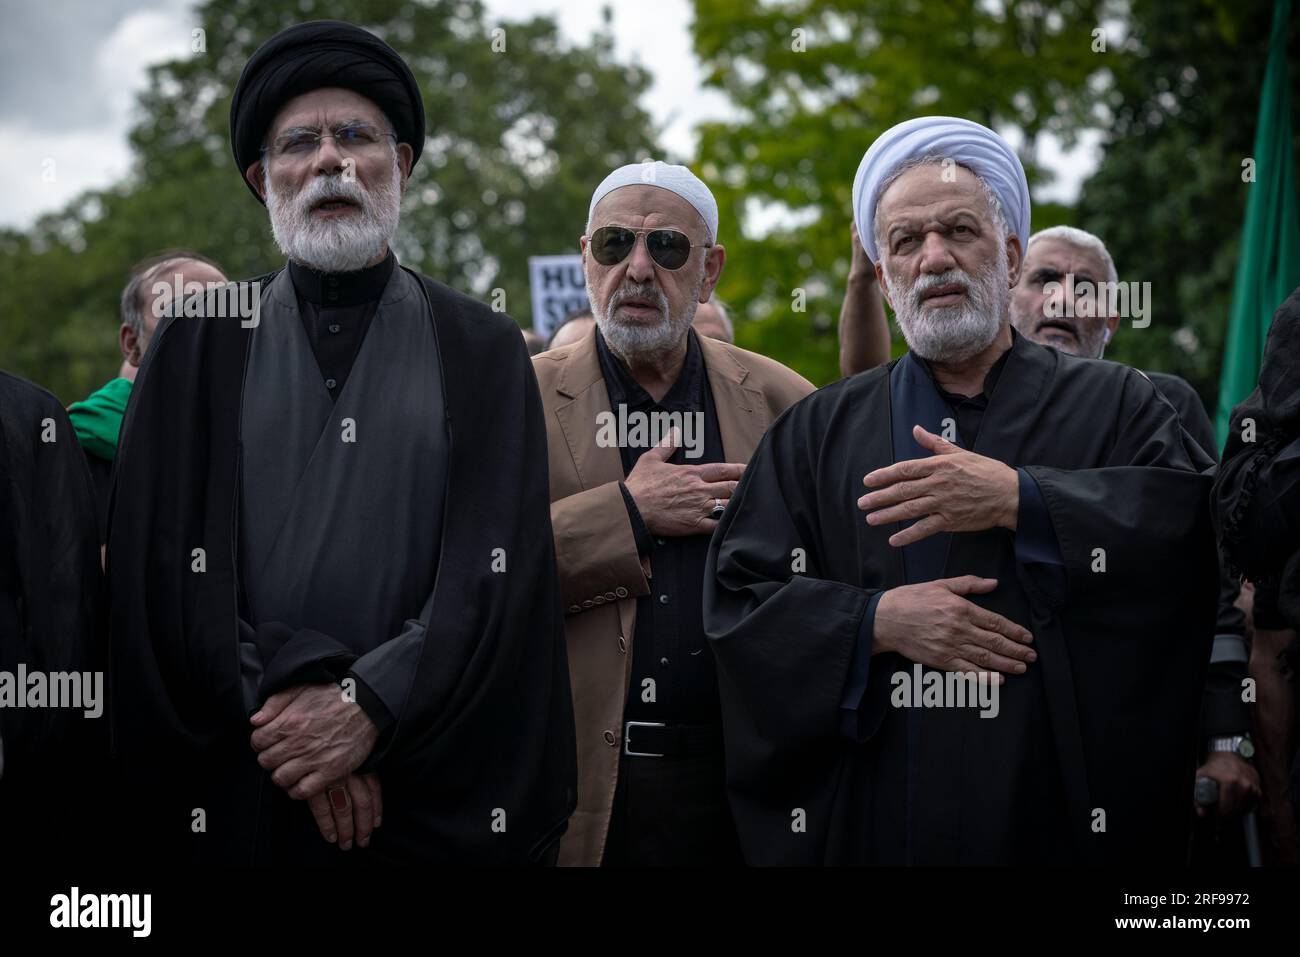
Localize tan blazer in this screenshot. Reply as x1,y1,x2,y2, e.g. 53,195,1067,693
533,328,815,866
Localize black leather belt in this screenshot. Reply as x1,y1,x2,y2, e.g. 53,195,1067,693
623,721,723,758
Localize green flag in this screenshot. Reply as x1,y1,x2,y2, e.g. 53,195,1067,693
1215,0,1300,448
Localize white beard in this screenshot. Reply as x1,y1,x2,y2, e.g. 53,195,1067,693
588,269,703,363
266,155,402,273
885,243,1010,363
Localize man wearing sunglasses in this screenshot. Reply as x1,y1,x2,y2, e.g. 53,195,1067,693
533,161,813,866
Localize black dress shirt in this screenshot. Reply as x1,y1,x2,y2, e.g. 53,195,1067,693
922,346,1010,447
593,327,725,724
287,250,396,402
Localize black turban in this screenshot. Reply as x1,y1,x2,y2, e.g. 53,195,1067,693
229,20,425,201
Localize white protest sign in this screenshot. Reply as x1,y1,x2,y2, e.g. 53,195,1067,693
528,254,588,341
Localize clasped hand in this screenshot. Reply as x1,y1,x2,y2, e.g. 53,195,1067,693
250,682,381,850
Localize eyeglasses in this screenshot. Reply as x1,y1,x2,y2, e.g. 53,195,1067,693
587,225,712,271
264,123,398,160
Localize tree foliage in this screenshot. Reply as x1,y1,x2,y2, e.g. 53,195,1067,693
1073,0,1300,407
691,0,1112,386
6,0,1293,405
1,0,660,403
690,0,1298,398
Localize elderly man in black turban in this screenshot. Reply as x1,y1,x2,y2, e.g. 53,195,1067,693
108,20,575,866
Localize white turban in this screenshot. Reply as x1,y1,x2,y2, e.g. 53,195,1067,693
852,116,1030,263
588,161,719,243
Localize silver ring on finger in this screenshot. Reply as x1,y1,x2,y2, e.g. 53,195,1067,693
710,497,726,520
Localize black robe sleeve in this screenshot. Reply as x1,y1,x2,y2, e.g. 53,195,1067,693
0,372,105,860
706,352,1217,865
1144,372,1251,740
108,273,575,864
703,373,889,854
1214,287,1300,629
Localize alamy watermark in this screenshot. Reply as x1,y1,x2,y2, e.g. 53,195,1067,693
595,406,705,459
50,887,151,937
0,666,103,718
891,664,1000,719
151,275,262,328
1042,273,1151,328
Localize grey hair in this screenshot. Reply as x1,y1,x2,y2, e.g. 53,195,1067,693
1026,225,1118,285
872,154,1009,257
120,250,224,334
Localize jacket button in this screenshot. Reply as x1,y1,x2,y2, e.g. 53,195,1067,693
567,604,580,614
582,600,594,608
602,729,617,746
617,635,627,653
593,596,605,605
605,591,616,600
615,586,628,598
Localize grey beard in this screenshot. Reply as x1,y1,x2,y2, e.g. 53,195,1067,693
588,271,703,363
886,246,1009,363
266,156,402,273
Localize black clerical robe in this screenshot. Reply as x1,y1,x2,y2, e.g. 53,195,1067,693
107,264,576,866
704,332,1217,865
1215,287,1300,628
1143,372,1250,743
0,372,105,860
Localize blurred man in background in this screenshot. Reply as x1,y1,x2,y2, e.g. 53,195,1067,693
67,250,227,540
691,292,734,343
549,308,596,350
522,328,547,355
1214,286,1300,864
838,221,892,376
1007,225,1262,856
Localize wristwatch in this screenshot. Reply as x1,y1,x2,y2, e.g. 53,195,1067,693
1208,735,1255,760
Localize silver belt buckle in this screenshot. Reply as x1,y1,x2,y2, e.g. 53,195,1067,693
623,720,666,758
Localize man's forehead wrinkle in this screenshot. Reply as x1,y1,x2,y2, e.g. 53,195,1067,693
271,90,387,138
884,201,987,232
274,113,383,141
280,115,373,131
880,168,991,223
1026,242,1106,281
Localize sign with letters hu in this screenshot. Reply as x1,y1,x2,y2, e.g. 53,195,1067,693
528,254,588,340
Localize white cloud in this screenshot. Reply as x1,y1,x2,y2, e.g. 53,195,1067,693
96,7,198,122
0,0,1099,230
1034,129,1104,205
481,0,735,162
0,0,197,229
0,126,133,228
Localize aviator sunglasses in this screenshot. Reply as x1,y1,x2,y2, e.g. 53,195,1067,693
587,225,713,271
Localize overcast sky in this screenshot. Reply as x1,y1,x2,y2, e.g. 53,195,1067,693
0,0,1098,230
